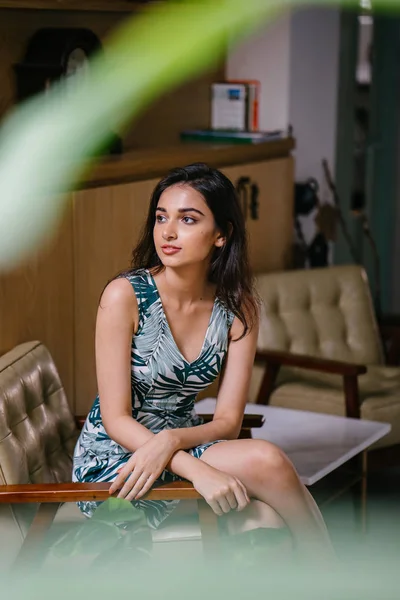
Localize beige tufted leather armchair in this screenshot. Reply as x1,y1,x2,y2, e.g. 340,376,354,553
250,265,400,467
0,341,265,570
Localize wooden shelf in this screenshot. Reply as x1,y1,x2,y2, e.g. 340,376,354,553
0,0,146,12
80,137,296,189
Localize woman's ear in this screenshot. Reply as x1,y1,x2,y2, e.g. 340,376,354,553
215,222,232,248
214,233,226,248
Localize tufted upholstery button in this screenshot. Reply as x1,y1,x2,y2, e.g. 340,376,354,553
0,341,79,486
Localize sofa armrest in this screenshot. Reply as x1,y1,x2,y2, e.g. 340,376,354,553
254,350,367,419
255,350,367,376
75,414,264,437
74,415,87,430
0,480,200,504
198,413,264,429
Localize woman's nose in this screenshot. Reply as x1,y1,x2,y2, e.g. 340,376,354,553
162,224,177,241
162,220,177,240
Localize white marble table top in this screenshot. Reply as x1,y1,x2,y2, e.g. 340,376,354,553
195,398,391,486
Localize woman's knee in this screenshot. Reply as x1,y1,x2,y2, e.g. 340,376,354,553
244,440,298,486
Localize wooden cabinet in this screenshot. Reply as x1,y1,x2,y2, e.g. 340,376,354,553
222,157,294,273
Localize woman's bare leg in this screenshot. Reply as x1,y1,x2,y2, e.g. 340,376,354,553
200,438,334,561
171,493,286,532
221,499,294,562
223,499,286,534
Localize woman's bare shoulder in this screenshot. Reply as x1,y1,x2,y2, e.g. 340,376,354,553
229,297,260,340
100,277,137,306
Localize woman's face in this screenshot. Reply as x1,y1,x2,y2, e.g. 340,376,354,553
154,184,225,269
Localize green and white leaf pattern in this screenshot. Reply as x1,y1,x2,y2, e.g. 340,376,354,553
73,269,234,528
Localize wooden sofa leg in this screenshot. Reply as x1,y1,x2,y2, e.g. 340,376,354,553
13,503,61,571
256,363,281,405
343,374,361,419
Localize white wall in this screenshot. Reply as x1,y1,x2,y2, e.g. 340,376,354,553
227,7,341,198
288,7,341,196
227,7,341,261
226,15,291,132
288,7,341,251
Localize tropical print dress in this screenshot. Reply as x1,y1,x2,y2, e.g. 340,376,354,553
72,269,235,528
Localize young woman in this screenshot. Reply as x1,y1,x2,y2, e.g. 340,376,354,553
72,163,333,560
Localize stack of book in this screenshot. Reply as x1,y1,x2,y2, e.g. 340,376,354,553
180,129,284,145
180,79,284,145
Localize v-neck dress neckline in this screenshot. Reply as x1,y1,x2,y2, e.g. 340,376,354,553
146,269,218,366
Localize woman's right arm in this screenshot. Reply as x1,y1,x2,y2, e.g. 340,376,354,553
96,279,207,478
96,278,154,450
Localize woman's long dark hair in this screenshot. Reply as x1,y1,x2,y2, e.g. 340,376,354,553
122,163,259,338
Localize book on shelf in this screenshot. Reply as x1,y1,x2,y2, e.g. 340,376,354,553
210,80,261,132
227,79,260,132
211,82,248,131
180,129,284,145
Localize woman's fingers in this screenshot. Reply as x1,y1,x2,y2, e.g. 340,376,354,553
226,491,238,510
208,499,224,516
234,480,251,511
126,472,154,501
117,468,142,499
109,472,124,494
133,474,157,500
239,479,251,503
217,496,232,514
109,459,134,494
220,482,249,513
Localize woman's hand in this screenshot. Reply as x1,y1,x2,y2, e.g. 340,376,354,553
109,430,178,500
192,464,250,516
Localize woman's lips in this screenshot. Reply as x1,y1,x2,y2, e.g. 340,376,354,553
161,245,181,255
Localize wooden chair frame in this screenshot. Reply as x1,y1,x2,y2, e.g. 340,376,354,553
254,316,400,469
0,412,264,567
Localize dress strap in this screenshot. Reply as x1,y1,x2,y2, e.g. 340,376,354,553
216,298,235,329
118,269,157,333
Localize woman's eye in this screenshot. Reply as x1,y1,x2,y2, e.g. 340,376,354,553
156,215,166,223
182,216,196,224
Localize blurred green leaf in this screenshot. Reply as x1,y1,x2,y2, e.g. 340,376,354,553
51,498,150,562
0,0,281,270
91,497,147,525
0,0,399,269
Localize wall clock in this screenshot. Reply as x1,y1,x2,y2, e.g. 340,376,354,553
14,28,102,100
14,28,122,155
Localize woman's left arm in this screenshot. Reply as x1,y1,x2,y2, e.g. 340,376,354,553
168,313,259,451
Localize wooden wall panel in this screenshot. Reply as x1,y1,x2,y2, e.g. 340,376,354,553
0,199,75,408
73,178,158,412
